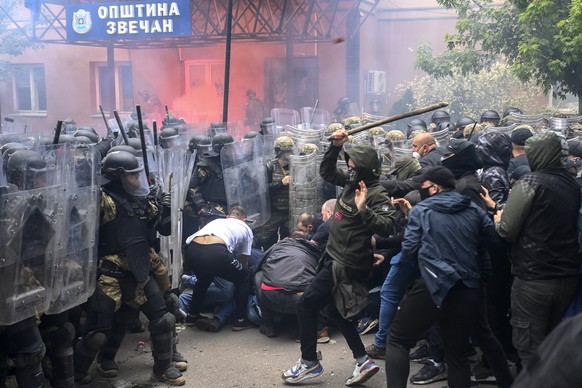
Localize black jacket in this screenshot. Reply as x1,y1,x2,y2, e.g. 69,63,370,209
320,144,396,270
497,132,582,280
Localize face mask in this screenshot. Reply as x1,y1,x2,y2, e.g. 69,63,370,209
412,151,421,160
347,169,359,187
419,186,432,201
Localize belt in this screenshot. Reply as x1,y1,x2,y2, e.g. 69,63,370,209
99,260,129,278
192,235,226,246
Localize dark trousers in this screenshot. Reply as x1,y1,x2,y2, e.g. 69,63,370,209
184,242,250,320
385,279,479,388
510,276,577,367
471,287,514,388
297,254,366,362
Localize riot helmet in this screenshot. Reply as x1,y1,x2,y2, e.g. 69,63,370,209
159,127,180,149
109,145,140,156
1,142,27,171
456,116,476,130
74,136,93,145
127,138,143,152
58,134,79,144
162,114,184,129
406,125,427,139
274,136,295,154
244,131,261,140
102,150,149,197
188,134,211,152
259,117,276,135
480,110,501,126
436,121,456,132
7,149,47,190
368,127,386,137
385,130,405,142
503,107,523,118
299,143,318,156
209,133,234,156
62,123,77,135
431,110,450,125
274,136,295,165
74,129,100,144
407,118,427,130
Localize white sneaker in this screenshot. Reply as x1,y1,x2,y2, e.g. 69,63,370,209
345,357,380,386
282,358,324,384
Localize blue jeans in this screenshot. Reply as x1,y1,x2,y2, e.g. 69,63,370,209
180,276,235,324
374,252,419,348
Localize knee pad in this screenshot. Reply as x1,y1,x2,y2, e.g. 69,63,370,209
43,322,76,351
14,343,45,370
81,331,107,351
148,312,175,336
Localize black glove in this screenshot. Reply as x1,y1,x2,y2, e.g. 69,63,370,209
161,192,172,208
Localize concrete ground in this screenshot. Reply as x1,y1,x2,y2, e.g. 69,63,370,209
78,320,500,388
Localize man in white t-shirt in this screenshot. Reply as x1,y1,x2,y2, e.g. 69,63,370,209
183,206,255,331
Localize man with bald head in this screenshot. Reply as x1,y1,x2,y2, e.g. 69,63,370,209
412,133,442,167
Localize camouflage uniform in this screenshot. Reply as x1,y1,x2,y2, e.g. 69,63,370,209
74,151,184,385
253,136,295,250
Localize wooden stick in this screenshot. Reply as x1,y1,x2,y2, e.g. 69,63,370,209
327,101,449,140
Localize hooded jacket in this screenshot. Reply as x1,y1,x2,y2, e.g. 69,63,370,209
477,132,512,203
497,132,581,280
402,190,495,305
320,144,396,317
441,141,486,209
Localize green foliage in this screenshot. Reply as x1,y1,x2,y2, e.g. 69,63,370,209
393,63,545,120
0,0,41,80
418,0,582,110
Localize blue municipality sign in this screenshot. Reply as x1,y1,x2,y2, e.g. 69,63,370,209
66,1,191,41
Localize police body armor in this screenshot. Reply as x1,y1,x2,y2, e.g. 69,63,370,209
193,154,228,213
267,158,290,213
221,138,270,228
98,182,151,283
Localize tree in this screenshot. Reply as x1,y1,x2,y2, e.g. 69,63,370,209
0,0,42,80
416,0,582,113
392,62,544,123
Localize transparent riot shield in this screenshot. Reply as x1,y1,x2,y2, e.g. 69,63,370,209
0,163,63,325
46,145,100,314
379,140,408,174
289,151,321,228
300,107,331,131
271,108,300,133
221,138,270,228
286,125,323,152
431,128,451,148
157,143,196,289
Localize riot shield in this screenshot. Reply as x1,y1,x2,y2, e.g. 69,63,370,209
221,138,270,228
46,145,100,314
431,128,451,147
285,125,323,152
157,143,196,289
289,151,321,228
0,164,63,325
300,107,331,131
271,108,300,130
